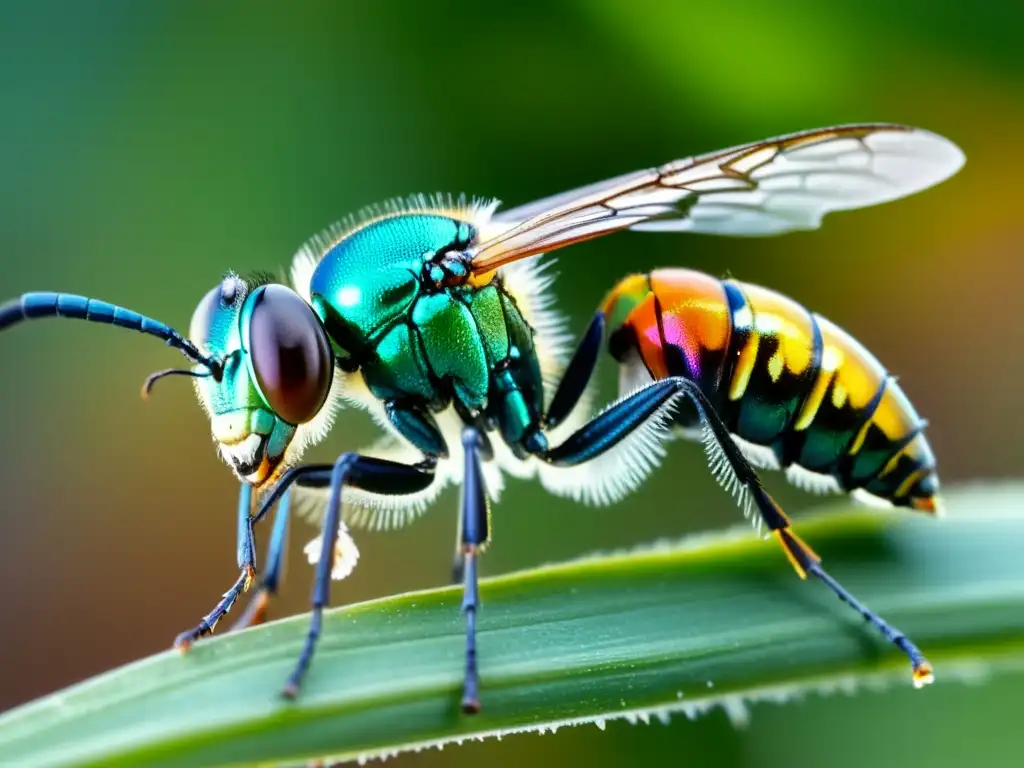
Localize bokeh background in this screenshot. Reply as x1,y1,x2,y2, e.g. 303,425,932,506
1,2,1021,766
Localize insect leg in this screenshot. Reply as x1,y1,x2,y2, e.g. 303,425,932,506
281,455,436,699
232,458,402,631
385,399,449,457
450,415,492,585
540,375,932,686
693,385,934,687
459,426,490,713
544,311,605,429
232,464,364,631
542,378,684,465
174,483,257,650
228,488,293,632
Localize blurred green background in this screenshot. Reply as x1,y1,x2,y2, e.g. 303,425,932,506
1,2,1022,766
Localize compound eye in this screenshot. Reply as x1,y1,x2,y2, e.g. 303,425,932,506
189,285,224,346
189,275,246,345
247,285,334,424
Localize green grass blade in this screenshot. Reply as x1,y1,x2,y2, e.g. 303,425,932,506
2,483,1023,768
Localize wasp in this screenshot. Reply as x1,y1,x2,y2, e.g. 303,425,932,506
0,124,963,712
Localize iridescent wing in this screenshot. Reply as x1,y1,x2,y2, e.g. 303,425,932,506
469,124,964,274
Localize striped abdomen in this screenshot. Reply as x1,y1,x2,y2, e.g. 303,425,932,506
602,269,939,512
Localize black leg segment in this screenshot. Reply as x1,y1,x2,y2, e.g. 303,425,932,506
538,374,932,686
681,378,933,687
543,378,683,466
174,483,256,650
229,487,294,633
458,426,490,713
544,311,605,430
234,458,433,632
282,453,437,699
252,457,436,526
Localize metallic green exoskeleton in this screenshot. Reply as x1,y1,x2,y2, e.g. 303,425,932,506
0,123,966,713
186,275,313,481
309,213,546,458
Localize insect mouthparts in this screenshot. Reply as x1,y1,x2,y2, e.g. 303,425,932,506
222,433,267,477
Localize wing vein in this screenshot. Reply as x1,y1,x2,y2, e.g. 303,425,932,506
470,124,963,272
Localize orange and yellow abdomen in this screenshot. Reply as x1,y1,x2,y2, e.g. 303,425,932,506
601,268,939,512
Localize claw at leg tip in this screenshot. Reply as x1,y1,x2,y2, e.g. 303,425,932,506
461,696,481,715
282,682,299,700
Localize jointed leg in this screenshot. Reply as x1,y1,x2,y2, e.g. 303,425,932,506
543,378,686,465
693,388,933,686
230,458,406,632
230,465,353,633
280,454,436,698
229,488,293,632
540,375,932,686
450,410,493,585
458,427,490,713
544,311,604,430
174,483,257,650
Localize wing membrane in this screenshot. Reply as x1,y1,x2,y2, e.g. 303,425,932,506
470,124,964,274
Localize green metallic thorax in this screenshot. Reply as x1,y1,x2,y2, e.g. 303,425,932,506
308,214,545,452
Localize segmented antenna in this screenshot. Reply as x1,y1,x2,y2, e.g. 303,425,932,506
141,367,216,399
0,292,221,375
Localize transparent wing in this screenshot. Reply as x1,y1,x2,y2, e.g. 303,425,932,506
470,123,964,273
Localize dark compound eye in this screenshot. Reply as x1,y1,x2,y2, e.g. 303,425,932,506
247,285,334,424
